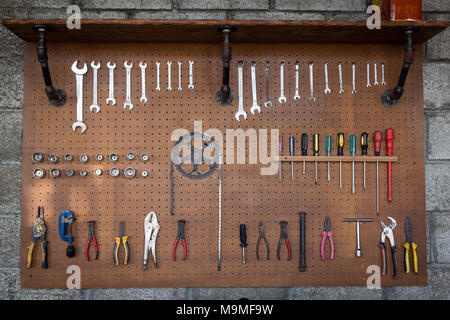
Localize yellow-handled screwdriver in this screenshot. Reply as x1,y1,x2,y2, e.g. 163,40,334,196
337,133,344,189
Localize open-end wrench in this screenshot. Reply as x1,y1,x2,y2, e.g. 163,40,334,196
90,61,100,113
338,62,344,94
139,62,147,103
324,61,331,94
156,61,161,91
177,61,182,91
278,61,286,104
264,61,272,108
352,62,357,95
308,61,316,102
167,61,172,91
366,61,371,88
71,61,88,133
123,61,133,110
106,61,116,105
250,61,261,115
374,62,379,86
235,60,247,121
381,62,386,85
188,60,194,89
294,61,301,100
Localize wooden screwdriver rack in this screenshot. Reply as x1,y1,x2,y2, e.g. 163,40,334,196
277,156,398,162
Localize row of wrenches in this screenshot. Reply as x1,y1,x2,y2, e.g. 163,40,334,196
71,60,195,133
235,60,386,121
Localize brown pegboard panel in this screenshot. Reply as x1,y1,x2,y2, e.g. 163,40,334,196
21,41,426,288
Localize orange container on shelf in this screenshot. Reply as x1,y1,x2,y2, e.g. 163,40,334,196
370,0,422,21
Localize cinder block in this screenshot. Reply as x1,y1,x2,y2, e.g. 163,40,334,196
288,286,383,300
177,0,269,10
0,57,24,110
429,211,450,263
92,288,187,300
191,287,287,300
423,0,450,12
424,14,450,60
425,163,450,211
77,0,172,10
423,62,450,109
229,11,325,20
275,0,366,11
0,26,24,58
428,113,450,160
0,164,21,214
29,8,129,19
0,215,21,268
0,111,23,162
131,10,227,20
0,8,28,19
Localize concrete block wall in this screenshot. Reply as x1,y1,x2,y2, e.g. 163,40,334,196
0,1,449,300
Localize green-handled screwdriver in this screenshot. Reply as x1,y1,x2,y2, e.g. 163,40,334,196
313,134,319,184
289,136,295,180
361,132,368,190
326,136,332,181
350,135,356,194
337,133,344,189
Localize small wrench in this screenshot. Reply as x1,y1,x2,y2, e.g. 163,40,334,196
139,62,147,103
366,61,371,88
167,61,172,91
90,61,100,113
71,61,88,133
324,61,331,94
250,61,261,115
106,61,116,105
235,60,247,121
352,62,357,95
264,61,272,108
123,61,133,110
177,61,182,91
381,61,386,85
308,61,316,102
374,62,379,86
338,62,344,94
293,61,301,100
188,60,194,89
156,61,161,91
278,61,286,104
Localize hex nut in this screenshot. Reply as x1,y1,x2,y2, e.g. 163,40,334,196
49,168,61,178
94,168,103,176
64,154,74,162
66,169,74,177
80,170,87,177
31,152,43,163
141,170,148,178
140,154,149,162
109,153,119,162
79,154,89,163
95,154,104,161
32,168,45,179
124,167,136,179
127,153,136,161
110,167,120,177
48,155,59,164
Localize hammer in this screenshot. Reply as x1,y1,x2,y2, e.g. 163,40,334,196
343,218,374,257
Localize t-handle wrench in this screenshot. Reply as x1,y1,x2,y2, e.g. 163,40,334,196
264,61,272,108
386,128,395,202
250,61,261,115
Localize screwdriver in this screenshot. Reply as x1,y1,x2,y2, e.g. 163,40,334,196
326,136,332,181
386,128,395,202
350,135,356,194
313,134,319,184
301,133,308,174
239,224,247,264
337,133,344,189
374,131,382,215
289,136,295,180
279,135,283,183
361,132,368,190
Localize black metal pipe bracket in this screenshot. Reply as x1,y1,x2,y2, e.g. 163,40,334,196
32,24,67,107
381,28,417,108
216,26,236,106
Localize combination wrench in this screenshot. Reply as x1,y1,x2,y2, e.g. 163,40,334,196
308,61,316,102
381,62,386,85
250,61,261,115
338,62,344,94
123,61,133,110
167,61,172,91
293,61,301,100
178,61,182,91
71,61,88,133
156,61,161,91
352,62,357,95
324,61,331,94
366,61,371,88
139,62,147,103
106,61,116,105
263,61,272,108
90,61,100,113
278,61,286,104
188,60,194,89
235,60,247,121
374,62,379,86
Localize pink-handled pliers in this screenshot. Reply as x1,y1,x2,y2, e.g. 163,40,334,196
320,216,335,261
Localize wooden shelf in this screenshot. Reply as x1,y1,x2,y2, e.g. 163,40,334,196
277,156,398,162
2,19,449,44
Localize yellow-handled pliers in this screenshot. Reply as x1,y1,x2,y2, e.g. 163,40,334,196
27,206,48,269
403,217,418,274
113,221,129,266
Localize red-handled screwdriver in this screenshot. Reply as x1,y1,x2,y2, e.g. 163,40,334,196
386,128,395,202
374,131,382,215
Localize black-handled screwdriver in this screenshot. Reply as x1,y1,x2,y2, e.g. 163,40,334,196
289,136,295,180
301,133,308,175
337,133,344,189
361,132,368,190
239,224,247,264
313,134,319,184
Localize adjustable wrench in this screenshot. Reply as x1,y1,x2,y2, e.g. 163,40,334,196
139,62,147,103
308,61,316,102
264,61,272,108
177,61,182,91
338,62,344,94
352,62,357,95
250,61,261,115
381,62,386,85
366,61,371,88
167,61,172,91
235,60,247,121
90,61,100,113
71,61,88,133
293,61,301,100
278,61,286,104
324,61,331,94
106,61,116,105
188,60,194,89
123,61,133,110
156,61,161,91
374,62,379,86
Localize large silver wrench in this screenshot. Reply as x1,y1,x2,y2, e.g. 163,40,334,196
250,61,261,115
177,61,182,91
381,61,386,85
294,61,301,100
278,61,286,104
167,61,172,91
352,62,357,95
324,61,331,94
71,61,88,133
235,60,247,121
90,61,100,113
374,62,379,86
308,61,316,102
264,61,272,108
123,61,133,110
366,60,371,88
188,60,194,89
338,62,344,94
106,61,116,105
139,62,147,103
156,61,161,91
